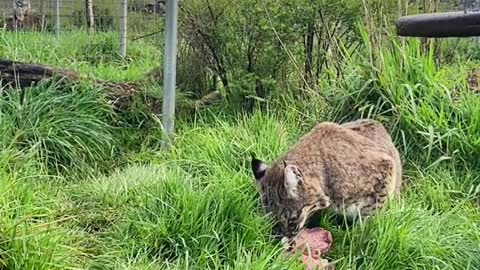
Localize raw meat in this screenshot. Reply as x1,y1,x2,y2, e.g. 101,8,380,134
291,228,333,259
286,228,334,270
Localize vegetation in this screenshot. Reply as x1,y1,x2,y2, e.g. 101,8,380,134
0,0,479,269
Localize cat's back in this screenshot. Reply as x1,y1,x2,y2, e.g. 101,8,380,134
281,120,401,202
341,119,395,152
284,121,387,159
341,119,402,193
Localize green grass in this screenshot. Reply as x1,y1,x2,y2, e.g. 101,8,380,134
0,30,161,82
0,81,117,178
1,24,480,270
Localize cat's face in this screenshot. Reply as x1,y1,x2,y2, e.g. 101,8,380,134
251,156,313,237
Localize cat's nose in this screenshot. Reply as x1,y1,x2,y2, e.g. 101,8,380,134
272,224,283,237
288,222,296,230
287,217,298,230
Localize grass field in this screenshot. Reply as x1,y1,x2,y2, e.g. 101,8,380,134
1,18,480,270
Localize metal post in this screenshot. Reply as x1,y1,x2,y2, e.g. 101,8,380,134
119,0,128,57
161,0,179,143
54,0,60,36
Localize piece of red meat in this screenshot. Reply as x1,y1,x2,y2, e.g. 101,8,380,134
286,228,334,269
292,228,333,258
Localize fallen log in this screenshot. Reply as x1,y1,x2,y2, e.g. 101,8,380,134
0,58,223,114
0,58,80,87
194,90,222,108
0,58,159,113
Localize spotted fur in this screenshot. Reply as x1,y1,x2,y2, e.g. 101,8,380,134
251,119,402,238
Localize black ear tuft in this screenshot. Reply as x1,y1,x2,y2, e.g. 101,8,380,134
251,154,267,180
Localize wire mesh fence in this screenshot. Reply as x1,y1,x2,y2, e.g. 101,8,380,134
0,0,166,55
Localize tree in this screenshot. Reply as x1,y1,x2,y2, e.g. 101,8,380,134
86,0,94,33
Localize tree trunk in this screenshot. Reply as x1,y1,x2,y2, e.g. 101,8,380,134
40,0,44,18
304,22,315,88
86,0,94,34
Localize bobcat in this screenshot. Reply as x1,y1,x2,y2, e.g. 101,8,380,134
251,119,402,238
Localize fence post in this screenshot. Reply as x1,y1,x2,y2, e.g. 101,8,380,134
86,0,94,34
119,0,127,57
54,0,60,36
12,0,18,31
161,0,179,144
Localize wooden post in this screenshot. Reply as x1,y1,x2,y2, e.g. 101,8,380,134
86,0,94,34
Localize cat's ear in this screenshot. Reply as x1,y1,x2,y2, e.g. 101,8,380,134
251,153,267,181
284,163,303,199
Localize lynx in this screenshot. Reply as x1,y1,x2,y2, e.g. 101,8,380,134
251,119,402,238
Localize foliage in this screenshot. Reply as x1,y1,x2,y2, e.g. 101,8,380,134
323,33,480,168
0,0,480,269
178,0,366,104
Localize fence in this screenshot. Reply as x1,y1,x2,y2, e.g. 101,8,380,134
0,0,166,56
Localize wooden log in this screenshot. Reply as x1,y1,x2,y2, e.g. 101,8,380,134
0,58,80,88
194,90,222,108
0,59,221,113
396,11,480,37
0,58,151,112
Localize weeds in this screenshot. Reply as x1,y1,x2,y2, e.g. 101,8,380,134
0,6,479,270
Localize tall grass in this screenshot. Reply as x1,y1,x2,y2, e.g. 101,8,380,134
60,112,480,269
0,13,479,270
0,151,84,269
0,81,116,177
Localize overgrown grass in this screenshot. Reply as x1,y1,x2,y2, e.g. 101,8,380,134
0,81,116,178
1,20,480,270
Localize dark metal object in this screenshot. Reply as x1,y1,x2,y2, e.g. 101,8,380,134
396,11,480,37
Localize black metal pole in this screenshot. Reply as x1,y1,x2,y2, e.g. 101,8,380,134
397,11,480,37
